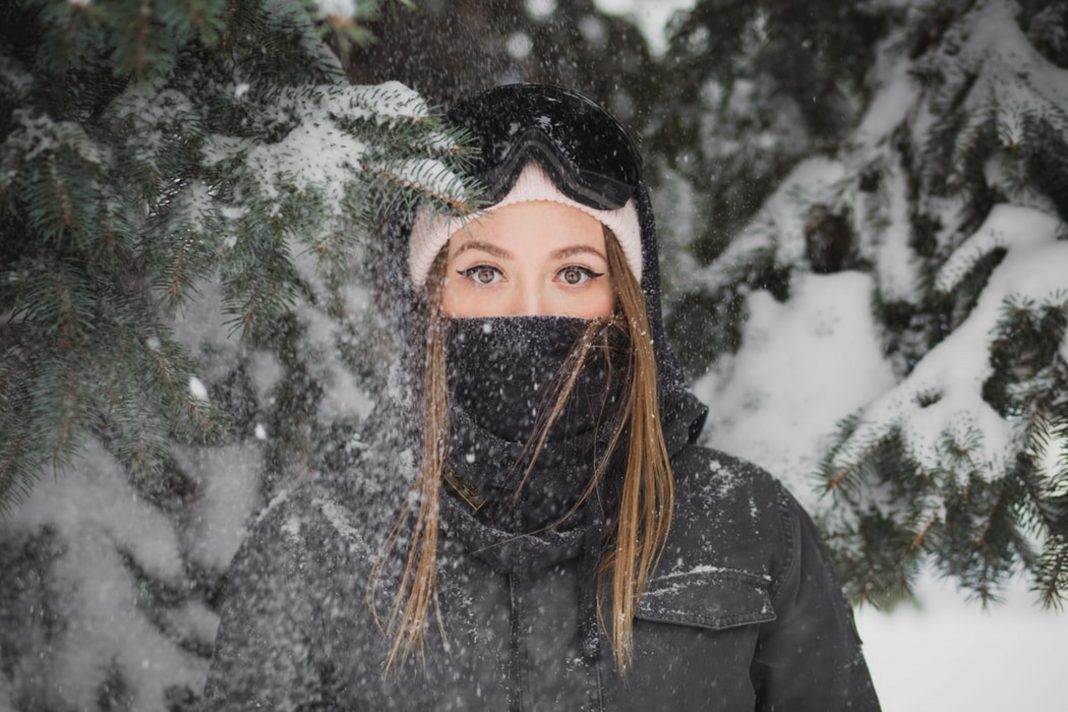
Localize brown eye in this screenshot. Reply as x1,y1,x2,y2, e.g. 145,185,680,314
557,265,603,286
458,265,503,285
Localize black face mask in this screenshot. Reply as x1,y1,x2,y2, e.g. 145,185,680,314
445,315,628,445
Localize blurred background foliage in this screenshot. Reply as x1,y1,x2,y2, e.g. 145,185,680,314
2,0,1068,708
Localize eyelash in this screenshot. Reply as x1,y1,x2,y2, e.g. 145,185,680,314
456,264,605,287
557,265,604,286
457,265,504,286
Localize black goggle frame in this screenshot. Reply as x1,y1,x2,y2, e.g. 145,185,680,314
448,84,643,211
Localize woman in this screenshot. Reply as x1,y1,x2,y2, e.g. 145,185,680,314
201,84,881,711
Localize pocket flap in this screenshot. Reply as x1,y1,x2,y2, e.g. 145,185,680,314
636,568,776,630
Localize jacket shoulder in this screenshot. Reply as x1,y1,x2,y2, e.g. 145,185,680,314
234,474,380,584
672,445,787,509
652,446,880,709
661,445,797,593
204,475,381,709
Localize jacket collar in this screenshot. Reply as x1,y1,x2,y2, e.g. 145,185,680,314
439,385,708,575
440,492,598,574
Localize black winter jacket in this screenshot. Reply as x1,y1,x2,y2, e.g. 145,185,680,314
201,384,880,710
201,85,880,710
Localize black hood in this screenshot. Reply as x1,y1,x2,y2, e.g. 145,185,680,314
331,83,708,541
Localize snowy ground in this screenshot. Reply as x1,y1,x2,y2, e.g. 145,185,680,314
856,572,1067,712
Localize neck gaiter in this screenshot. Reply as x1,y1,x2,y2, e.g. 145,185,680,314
445,315,627,444
443,315,629,532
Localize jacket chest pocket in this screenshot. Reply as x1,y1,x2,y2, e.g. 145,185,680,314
635,568,776,630
601,570,778,709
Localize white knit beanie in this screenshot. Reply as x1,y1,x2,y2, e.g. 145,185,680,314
407,161,642,289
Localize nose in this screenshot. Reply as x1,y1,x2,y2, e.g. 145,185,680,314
512,283,546,316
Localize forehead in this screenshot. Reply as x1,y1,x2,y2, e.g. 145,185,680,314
447,201,604,253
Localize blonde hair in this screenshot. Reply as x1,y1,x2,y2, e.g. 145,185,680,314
370,226,674,674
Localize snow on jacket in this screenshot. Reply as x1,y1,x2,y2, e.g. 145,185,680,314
200,92,881,711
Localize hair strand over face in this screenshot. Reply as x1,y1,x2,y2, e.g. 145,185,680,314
370,226,674,675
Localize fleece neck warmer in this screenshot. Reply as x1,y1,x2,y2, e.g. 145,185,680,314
443,315,627,533
445,316,627,444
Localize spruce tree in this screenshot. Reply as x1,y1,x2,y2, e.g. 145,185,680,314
4,0,1066,704
680,0,1068,608
649,0,896,375
0,0,476,707
819,0,1068,608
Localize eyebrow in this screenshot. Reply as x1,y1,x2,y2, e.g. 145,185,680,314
450,241,607,262
452,240,513,259
551,245,607,261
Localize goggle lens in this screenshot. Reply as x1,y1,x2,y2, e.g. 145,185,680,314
448,84,642,211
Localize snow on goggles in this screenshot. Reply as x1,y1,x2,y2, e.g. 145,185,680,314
447,83,643,211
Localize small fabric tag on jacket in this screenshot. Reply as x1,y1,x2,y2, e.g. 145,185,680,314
443,467,489,511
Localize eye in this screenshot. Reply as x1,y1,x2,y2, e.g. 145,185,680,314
458,265,504,285
556,265,604,286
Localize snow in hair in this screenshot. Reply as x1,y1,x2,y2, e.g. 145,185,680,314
407,161,643,289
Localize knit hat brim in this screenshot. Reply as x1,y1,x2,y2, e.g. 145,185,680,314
408,162,642,289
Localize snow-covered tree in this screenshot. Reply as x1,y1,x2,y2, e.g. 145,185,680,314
0,0,475,707
4,0,1067,705
647,0,897,374
686,0,1068,608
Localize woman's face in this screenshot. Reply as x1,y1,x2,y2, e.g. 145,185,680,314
441,201,615,318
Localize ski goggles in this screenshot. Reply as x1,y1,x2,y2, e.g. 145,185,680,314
447,84,643,211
